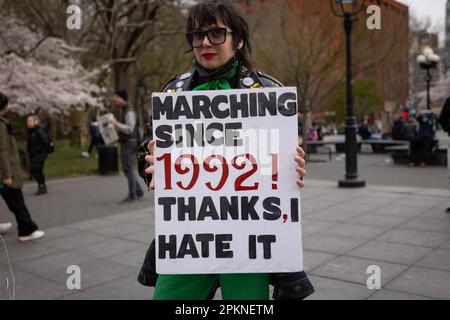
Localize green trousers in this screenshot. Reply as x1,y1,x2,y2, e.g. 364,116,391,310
153,273,269,300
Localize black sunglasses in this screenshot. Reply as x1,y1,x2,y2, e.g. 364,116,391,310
186,27,233,48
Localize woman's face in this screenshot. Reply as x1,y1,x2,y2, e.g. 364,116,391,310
27,117,36,128
193,21,237,70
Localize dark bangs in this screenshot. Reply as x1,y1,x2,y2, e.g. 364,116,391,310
186,0,254,71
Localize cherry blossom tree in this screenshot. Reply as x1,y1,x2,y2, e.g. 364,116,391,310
0,15,105,116
0,14,108,146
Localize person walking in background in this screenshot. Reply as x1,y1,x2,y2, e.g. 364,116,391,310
0,92,45,241
82,116,104,158
111,90,144,203
439,97,450,213
26,115,49,195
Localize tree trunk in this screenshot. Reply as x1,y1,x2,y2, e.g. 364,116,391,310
49,117,58,141
113,64,129,91
134,86,144,132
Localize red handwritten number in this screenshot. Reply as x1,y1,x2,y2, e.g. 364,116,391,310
175,154,200,190
204,155,229,191
158,153,259,191
232,154,259,191
156,153,172,190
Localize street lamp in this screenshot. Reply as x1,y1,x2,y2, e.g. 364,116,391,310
417,47,440,110
330,0,366,188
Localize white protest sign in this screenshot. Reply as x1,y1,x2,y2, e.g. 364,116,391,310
152,87,303,274
97,113,118,145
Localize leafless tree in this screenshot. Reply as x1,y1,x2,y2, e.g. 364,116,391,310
246,0,409,144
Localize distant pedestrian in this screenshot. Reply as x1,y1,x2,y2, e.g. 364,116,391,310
26,115,49,195
0,92,45,241
391,112,418,141
82,117,104,158
111,89,144,203
307,127,318,141
358,117,372,140
438,97,450,213
410,109,437,167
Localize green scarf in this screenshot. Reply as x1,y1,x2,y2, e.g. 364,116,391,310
192,58,239,91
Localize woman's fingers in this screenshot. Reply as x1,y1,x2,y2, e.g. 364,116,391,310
144,165,154,175
149,177,155,190
147,140,156,153
296,167,306,177
295,156,306,168
146,141,156,190
296,146,306,189
296,146,306,158
145,155,154,165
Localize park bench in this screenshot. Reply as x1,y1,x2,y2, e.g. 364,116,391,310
305,138,362,162
386,141,447,166
385,144,410,164
360,139,410,154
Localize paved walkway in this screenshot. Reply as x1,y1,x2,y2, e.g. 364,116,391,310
1,176,450,300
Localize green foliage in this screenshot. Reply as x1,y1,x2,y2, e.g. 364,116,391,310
17,139,103,179
324,79,383,125
44,139,100,178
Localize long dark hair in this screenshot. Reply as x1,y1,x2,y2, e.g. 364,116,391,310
186,0,253,71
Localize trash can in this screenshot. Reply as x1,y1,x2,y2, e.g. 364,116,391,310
98,145,118,175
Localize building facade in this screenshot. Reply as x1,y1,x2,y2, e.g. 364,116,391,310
446,0,450,76
240,0,410,116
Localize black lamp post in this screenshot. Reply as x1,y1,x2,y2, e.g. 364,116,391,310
417,47,440,110
330,0,366,188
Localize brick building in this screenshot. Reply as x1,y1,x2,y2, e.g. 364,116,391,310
240,0,410,116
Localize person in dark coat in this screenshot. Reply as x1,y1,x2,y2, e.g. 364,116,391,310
26,115,49,195
439,97,450,213
410,110,437,167
0,92,45,241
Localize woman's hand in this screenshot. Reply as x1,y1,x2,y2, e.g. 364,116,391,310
144,140,156,189
295,146,306,188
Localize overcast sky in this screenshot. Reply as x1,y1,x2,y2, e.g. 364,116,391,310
396,0,447,44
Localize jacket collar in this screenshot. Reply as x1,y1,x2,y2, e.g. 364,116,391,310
172,65,260,92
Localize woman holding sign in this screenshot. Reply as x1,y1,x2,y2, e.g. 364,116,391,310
139,0,311,300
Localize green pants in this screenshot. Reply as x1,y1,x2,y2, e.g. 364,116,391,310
153,273,269,300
